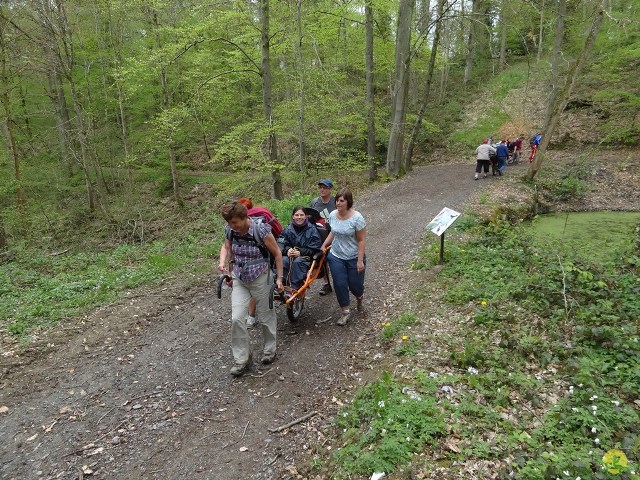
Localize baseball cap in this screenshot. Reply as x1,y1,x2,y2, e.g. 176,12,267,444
318,179,334,188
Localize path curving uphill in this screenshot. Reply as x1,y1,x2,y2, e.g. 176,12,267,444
0,163,488,479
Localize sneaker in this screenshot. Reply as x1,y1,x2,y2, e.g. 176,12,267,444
336,311,351,326
246,315,257,329
319,283,333,296
261,352,276,365
483,173,487,178
474,176,478,180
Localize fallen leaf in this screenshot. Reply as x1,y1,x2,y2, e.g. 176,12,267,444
239,446,248,452
87,447,104,456
59,406,71,414
0,406,9,414
82,465,94,475
445,439,461,453
26,433,38,442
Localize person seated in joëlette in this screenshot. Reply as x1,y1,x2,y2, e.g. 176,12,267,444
280,205,323,291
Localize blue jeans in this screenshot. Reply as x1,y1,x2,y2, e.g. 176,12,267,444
327,252,366,308
498,156,508,173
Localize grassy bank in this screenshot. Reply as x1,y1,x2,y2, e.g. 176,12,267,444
322,217,640,479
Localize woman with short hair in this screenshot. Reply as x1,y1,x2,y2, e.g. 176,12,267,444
220,201,283,376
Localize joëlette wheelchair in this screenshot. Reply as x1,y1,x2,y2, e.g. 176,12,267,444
217,207,330,322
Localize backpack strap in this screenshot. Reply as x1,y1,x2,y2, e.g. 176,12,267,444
227,220,273,281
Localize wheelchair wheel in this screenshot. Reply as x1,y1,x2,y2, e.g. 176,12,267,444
286,297,304,322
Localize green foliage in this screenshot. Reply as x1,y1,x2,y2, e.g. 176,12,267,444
0,237,215,335
380,311,418,341
450,108,510,150
538,171,589,202
420,215,640,479
332,371,446,477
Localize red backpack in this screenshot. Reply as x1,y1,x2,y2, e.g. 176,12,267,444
247,207,284,237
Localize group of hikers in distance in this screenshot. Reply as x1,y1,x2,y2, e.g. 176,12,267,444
474,133,542,180
218,179,367,377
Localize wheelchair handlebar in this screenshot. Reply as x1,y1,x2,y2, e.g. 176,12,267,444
216,274,232,299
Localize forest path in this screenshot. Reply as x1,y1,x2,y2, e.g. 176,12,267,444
0,162,496,479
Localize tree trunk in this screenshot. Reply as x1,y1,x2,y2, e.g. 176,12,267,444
386,0,415,177
527,0,606,180
295,0,306,177
260,0,283,199
39,1,73,176
41,0,95,211
537,0,545,62
0,26,26,212
0,217,6,250
417,0,431,38
404,0,444,165
499,0,508,70
544,0,566,128
154,10,183,208
365,0,376,182
464,0,479,85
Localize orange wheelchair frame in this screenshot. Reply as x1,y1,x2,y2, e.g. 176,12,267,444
217,207,330,322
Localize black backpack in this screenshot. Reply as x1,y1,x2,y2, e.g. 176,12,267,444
226,218,275,269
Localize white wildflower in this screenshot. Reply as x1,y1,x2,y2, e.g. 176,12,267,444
591,427,597,433
378,400,385,408
467,366,479,375
594,438,600,444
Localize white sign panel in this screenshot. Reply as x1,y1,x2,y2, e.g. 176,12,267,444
426,207,461,236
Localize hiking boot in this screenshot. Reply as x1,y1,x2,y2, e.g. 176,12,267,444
246,315,257,329
336,311,351,326
260,352,276,365
230,361,251,377
319,283,333,296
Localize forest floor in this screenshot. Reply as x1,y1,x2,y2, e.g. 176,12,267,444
1,152,639,480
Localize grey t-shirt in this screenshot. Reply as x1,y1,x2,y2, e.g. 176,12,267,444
309,196,336,220
327,210,366,260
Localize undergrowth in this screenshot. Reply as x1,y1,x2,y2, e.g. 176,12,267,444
324,217,640,479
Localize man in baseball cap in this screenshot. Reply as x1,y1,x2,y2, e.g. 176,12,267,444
309,179,336,295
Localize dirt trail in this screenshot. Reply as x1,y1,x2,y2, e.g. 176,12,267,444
0,163,488,480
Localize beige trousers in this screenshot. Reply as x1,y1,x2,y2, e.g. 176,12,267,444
230,271,277,364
